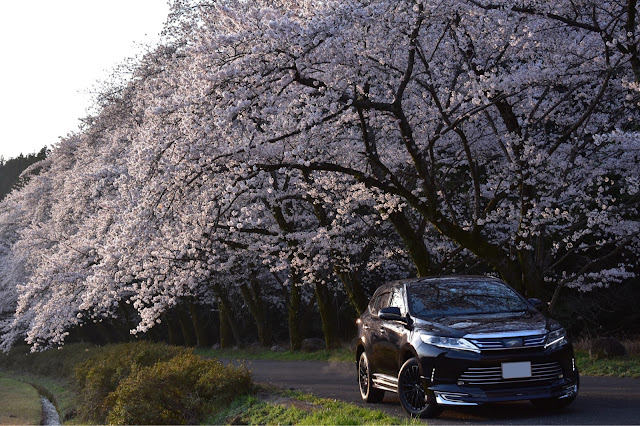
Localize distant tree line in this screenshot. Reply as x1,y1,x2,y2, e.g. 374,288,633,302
0,147,48,201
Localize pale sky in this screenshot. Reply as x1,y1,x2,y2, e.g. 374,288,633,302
0,1,170,160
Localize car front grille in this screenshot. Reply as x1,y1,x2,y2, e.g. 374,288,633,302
458,361,563,386
466,334,547,350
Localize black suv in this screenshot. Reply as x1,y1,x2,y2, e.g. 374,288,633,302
355,276,579,418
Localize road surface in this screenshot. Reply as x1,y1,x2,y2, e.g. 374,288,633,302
236,359,640,424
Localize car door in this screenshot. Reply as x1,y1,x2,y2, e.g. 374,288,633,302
369,290,391,374
377,286,409,375
385,286,410,375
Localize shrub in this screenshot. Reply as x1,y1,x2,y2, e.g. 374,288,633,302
588,337,627,359
105,353,252,424
622,338,640,356
74,341,190,422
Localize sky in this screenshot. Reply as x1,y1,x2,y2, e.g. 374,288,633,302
0,1,171,161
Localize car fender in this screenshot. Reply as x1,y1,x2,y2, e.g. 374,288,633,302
398,343,420,373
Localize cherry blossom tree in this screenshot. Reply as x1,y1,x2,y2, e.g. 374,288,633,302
0,161,54,350
2,0,638,351
186,0,639,304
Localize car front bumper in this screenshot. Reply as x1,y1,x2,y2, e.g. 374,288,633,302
430,380,578,405
417,343,579,405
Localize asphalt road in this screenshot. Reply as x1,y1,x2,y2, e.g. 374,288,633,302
237,359,640,424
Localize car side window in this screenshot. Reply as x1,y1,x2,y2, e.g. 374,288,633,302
389,288,405,312
371,291,391,315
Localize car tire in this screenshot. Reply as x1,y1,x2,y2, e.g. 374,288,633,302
398,357,443,418
358,351,385,403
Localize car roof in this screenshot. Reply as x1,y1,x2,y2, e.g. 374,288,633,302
371,275,506,298
389,275,504,288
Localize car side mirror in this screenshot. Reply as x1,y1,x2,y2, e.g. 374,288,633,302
528,298,544,310
379,307,406,323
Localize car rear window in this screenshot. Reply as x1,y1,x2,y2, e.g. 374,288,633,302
407,279,530,319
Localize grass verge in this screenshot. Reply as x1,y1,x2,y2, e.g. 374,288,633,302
0,371,76,422
207,388,416,425
1,342,254,424
0,374,42,425
195,346,354,363
575,351,640,379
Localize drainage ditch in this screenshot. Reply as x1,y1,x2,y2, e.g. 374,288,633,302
40,396,61,426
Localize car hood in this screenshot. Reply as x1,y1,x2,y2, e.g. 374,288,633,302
413,310,551,336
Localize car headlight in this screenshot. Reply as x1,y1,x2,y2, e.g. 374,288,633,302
420,335,480,353
545,327,568,350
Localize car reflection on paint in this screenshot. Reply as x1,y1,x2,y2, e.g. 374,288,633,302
355,276,579,418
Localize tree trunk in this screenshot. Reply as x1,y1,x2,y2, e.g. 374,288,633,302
387,211,432,277
315,282,339,349
335,270,369,316
288,274,303,351
268,202,305,350
177,306,197,347
239,275,272,347
354,112,432,277
164,312,184,346
548,282,565,314
519,251,544,299
218,302,235,348
212,283,242,347
188,302,212,348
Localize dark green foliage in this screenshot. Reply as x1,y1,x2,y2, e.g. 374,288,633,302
0,343,94,377
74,342,190,422
105,353,252,424
0,147,48,201
64,341,253,424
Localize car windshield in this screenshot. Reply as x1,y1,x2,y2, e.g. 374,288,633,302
407,279,530,319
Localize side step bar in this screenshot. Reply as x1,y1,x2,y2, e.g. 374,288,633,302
372,374,398,393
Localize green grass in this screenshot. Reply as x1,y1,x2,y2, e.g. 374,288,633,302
207,390,416,425
284,390,418,425
0,375,42,425
195,346,354,363
0,370,77,423
575,351,640,379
